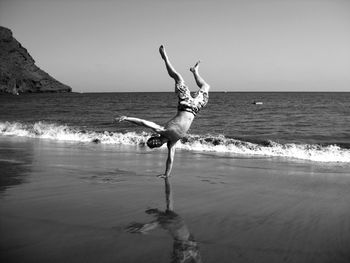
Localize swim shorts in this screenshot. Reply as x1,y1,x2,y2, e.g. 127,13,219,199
176,83,209,116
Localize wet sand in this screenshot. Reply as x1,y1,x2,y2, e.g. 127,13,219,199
1,136,350,263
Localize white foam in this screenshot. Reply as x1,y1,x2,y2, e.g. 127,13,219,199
1,121,350,163
177,137,350,163
0,121,149,145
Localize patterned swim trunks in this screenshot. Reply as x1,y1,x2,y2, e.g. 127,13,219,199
176,83,209,116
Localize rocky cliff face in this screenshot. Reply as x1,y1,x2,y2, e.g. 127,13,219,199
0,26,72,94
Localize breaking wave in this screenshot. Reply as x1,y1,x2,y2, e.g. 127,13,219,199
1,121,349,163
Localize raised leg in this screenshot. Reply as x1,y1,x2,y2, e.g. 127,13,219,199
159,45,184,85
190,61,210,93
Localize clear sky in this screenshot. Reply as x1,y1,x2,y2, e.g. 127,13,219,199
1,0,349,92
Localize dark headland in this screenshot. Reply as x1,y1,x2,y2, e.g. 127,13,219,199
0,26,71,94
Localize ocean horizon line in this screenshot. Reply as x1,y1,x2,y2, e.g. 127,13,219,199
68,91,350,94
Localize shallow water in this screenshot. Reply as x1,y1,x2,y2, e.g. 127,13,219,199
1,92,350,162
1,92,350,146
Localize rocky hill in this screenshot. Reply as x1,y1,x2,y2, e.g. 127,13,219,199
0,26,71,94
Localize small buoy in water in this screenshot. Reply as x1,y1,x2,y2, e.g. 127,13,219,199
252,101,263,105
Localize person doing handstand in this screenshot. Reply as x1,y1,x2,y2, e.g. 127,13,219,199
118,45,210,177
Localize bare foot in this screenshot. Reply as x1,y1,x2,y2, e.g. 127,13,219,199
190,60,201,73
159,45,168,61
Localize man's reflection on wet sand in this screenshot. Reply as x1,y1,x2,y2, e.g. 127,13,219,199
125,178,202,263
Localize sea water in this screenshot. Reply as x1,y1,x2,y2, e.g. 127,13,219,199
0,92,349,163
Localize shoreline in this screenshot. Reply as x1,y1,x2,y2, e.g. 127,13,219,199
1,136,350,263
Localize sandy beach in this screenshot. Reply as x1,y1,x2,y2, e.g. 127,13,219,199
1,136,350,263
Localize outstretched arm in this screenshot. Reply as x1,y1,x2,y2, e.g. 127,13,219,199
117,116,165,133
